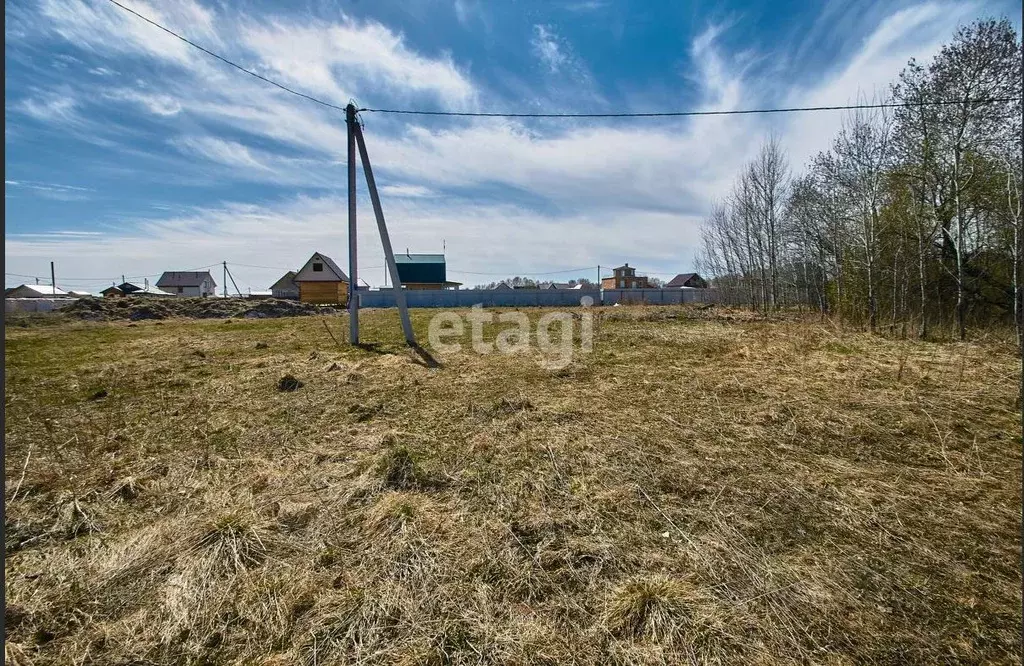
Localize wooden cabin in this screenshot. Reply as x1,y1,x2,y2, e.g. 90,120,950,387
293,252,349,305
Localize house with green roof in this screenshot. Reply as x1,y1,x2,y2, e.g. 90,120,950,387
394,253,462,290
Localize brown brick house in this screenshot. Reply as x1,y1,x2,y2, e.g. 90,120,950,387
601,263,650,289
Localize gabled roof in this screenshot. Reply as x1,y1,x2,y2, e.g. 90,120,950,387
614,264,632,271
156,271,217,288
666,273,702,288
5,284,69,296
269,270,298,291
395,253,445,264
549,282,573,289
102,285,124,295
132,285,176,296
294,252,349,282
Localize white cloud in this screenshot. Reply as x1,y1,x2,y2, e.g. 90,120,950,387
5,180,94,201
779,1,980,167
39,0,219,65
379,184,436,198
170,136,338,188
240,16,475,108
532,25,570,73
106,89,183,116
5,193,701,292
5,0,989,291
563,1,610,11
19,90,79,124
454,0,490,30
173,136,270,171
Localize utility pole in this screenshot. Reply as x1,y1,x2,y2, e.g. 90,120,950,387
224,264,243,297
223,261,228,298
353,120,415,345
597,265,600,288
50,261,56,294
347,103,359,344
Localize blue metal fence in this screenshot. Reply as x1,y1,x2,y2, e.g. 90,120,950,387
356,288,716,308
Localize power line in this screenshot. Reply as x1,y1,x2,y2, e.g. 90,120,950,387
359,98,1022,118
103,0,347,112
5,264,219,284
103,0,1020,121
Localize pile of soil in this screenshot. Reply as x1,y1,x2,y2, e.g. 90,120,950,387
61,297,336,321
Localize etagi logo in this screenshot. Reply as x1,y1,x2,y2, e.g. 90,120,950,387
427,296,595,370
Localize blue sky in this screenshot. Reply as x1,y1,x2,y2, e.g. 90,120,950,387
5,0,1020,292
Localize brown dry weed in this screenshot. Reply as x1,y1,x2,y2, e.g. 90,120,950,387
4,305,1020,664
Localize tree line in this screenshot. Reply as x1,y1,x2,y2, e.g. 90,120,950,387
471,277,598,289
697,18,1022,342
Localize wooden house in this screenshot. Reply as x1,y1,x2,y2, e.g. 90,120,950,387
294,252,349,305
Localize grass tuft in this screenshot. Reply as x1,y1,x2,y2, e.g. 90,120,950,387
4,307,1019,664
602,575,721,644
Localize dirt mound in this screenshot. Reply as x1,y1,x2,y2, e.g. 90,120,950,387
236,299,327,319
61,297,334,321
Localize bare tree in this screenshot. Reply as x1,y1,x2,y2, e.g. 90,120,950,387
925,19,1021,339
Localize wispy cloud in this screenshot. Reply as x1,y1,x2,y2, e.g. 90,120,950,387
532,25,570,74
240,15,476,108
106,89,183,116
18,90,79,124
562,1,610,11
4,0,993,291
379,184,437,198
6,179,95,201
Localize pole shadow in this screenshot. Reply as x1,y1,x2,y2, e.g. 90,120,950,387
409,342,441,368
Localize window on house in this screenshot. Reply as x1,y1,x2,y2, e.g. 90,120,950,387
177,286,184,294
618,279,624,288
313,262,324,272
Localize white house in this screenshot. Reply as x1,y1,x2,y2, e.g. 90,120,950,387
4,284,70,298
156,271,217,297
269,270,299,299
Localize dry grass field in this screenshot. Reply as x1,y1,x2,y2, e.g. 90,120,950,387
4,306,1021,665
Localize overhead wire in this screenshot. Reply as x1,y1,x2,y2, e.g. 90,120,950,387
104,0,1020,120
358,98,1023,118
103,0,348,112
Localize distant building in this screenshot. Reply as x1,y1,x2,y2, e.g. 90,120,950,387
546,282,574,289
156,271,217,297
293,252,349,305
269,270,299,299
4,284,69,298
394,253,461,290
106,281,173,297
491,282,513,290
665,273,708,289
601,263,650,289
